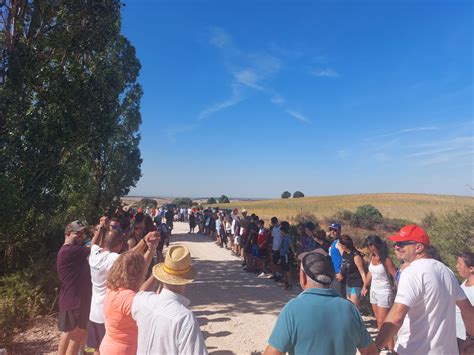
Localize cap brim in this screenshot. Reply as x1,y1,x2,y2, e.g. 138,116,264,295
388,234,404,242
152,263,197,285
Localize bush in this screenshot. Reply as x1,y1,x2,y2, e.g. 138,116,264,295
333,209,353,223
427,208,474,277
207,197,217,204
281,191,291,199
294,212,319,228
351,205,383,230
382,218,414,232
136,197,157,209
421,212,438,229
293,191,305,198
171,198,193,207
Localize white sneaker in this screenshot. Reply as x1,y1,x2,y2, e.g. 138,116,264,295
257,272,266,278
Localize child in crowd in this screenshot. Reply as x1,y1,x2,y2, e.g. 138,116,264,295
256,220,270,278
279,221,294,290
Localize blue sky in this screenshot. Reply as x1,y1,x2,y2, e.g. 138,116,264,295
122,0,473,198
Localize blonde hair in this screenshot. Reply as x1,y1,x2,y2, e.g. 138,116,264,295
107,250,145,292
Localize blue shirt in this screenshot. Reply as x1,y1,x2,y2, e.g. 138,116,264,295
279,235,291,256
268,288,372,355
330,239,343,273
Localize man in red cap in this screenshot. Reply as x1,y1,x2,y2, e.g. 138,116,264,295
375,225,474,354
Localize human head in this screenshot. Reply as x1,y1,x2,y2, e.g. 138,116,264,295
109,218,122,232
242,209,247,217
107,250,146,292
296,224,306,237
103,230,123,252
339,235,355,253
64,220,87,245
132,222,145,239
328,223,341,238
280,221,290,235
271,217,278,226
457,251,474,279
152,245,197,288
389,225,430,263
258,219,265,228
299,250,335,290
364,235,388,261
304,221,316,236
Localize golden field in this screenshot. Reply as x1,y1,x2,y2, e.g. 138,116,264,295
222,193,474,224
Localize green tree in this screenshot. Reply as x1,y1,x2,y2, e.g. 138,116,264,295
218,195,230,203
207,197,217,204
171,198,194,207
137,198,158,209
281,191,291,199
293,191,305,198
351,205,383,230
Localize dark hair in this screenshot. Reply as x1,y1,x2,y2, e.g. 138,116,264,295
459,251,474,268
134,212,144,224
364,235,388,262
315,230,327,240
339,235,355,250
280,221,290,233
258,219,265,225
144,215,155,233
271,217,278,224
425,245,442,262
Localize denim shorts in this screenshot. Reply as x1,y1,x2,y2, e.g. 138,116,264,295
345,285,362,298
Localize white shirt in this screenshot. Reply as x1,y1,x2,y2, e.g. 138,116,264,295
368,262,392,293
456,280,474,340
395,258,466,355
132,289,208,355
88,244,120,323
271,226,282,251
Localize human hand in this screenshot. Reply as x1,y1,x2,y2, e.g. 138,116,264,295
145,231,161,249
336,273,343,281
361,286,368,297
99,216,109,229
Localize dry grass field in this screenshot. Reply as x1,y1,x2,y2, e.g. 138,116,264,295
221,193,474,224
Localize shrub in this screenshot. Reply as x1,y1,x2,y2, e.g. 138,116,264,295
281,191,291,199
218,195,230,204
351,205,383,230
382,218,414,232
136,197,157,209
421,212,438,229
334,209,353,223
293,191,305,198
171,198,193,207
207,197,217,204
294,212,319,228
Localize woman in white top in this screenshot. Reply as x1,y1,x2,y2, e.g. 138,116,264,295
456,251,474,355
361,235,397,354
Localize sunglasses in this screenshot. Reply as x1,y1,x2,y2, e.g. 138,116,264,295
394,241,417,249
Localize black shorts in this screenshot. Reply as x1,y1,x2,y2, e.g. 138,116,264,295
58,307,89,332
272,250,281,264
87,320,105,349
280,254,290,272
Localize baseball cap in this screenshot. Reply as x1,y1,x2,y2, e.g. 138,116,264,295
305,221,316,231
329,223,341,230
65,220,87,234
389,224,430,245
299,250,335,285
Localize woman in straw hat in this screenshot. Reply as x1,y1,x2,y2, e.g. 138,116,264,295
100,234,159,355
132,245,208,354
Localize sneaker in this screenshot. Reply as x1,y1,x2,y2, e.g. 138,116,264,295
257,272,266,278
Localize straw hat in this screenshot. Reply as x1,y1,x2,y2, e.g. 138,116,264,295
153,245,197,285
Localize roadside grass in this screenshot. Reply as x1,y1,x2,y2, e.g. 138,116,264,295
222,193,474,225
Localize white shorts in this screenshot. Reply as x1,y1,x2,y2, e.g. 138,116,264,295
370,289,394,308
234,235,241,245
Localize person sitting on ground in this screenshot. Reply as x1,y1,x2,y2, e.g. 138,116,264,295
339,235,367,308
279,221,294,291
57,220,92,355
132,245,208,354
264,249,376,355
456,251,474,354
99,233,160,355
361,235,397,353
86,222,123,355
375,225,474,354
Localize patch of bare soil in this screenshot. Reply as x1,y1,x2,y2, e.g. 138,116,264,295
9,315,59,355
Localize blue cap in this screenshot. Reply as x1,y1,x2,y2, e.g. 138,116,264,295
329,223,341,230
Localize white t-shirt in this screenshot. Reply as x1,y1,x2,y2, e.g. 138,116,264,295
88,244,120,323
132,289,208,355
456,280,474,340
271,226,282,251
395,258,466,355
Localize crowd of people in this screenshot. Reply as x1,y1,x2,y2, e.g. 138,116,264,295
55,205,474,355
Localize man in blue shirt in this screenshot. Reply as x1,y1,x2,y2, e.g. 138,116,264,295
328,222,344,296
264,250,375,355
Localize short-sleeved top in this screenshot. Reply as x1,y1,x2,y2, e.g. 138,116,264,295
271,226,282,251
89,244,120,323
57,244,92,311
456,280,474,340
257,228,268,248
279,235,292,257
268,288,372,355
329,239,343,273
395,258,467,355
341,249,363,287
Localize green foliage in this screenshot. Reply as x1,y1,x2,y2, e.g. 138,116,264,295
207,197,217,204
171,198,194,207
293,191,305,198
333,209,353,223
382,217,414,232
294,212,319,227
136,198,157,208
427,208,474,276
421,212,438,229
351,205,383,230
281,191,291,199
218,195,230,204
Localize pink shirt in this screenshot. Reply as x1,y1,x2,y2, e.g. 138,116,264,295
100,288,138,355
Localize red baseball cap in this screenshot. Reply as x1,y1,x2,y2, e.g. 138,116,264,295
389,224,430,245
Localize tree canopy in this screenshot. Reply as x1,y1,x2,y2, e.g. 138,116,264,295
293,191,305,198
281,191,291,199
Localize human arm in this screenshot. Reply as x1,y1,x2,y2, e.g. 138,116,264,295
91,216,108,246
384,256,397,279
143,231,160,271
263,345,283,355
375,302,410,350
457,298,474,337
362,271,372,296
131,238,147,254
358,343,377,355
140,274,160,292
354,254,367,286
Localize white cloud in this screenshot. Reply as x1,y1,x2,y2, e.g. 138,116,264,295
270,94,286,105
197,85,242,120
376,126,439,139
234,69,264,90
311,68,340,78
209,27,231,48
286,109,311,124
